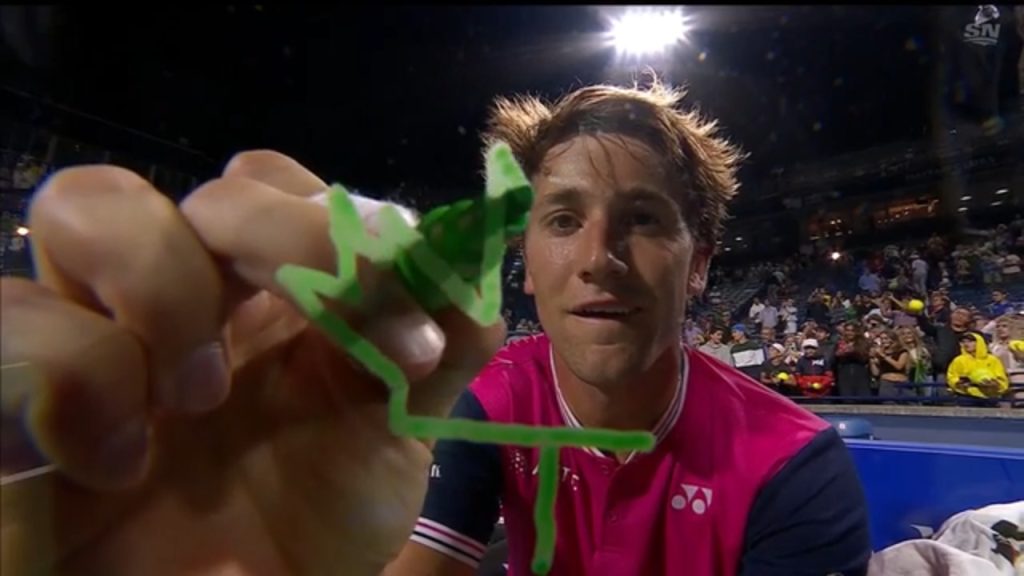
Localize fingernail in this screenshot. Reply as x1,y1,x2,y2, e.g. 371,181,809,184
362,312,445,366
98,416,149,486
161,343,230,414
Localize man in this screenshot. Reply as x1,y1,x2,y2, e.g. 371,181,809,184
748,297,765,332
389,83,869,576
989,289,1015,318
812,323,837,366
760,342,797,396
911,253,928,296
989,314,1024,386
920,306,974,377
0,83,869,576
729,323,767,380
946,331,1009,398
698,326,733,366
758,299,779,335
794,339,835,398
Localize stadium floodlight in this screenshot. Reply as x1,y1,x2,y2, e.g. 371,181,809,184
608,7,690,57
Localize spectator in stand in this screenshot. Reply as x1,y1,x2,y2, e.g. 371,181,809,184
989,315,1024,387
869,330,910,398
683,319,703,347
748,297,765,333
851,294,872,320
929,291,952,325
858,268,881,295
761,343,798,397
834,322,873,398
955,253,973,285
981,248,1003,285
946,332,1010,399
898,326,934,395
937,262,953,291
760,326,777,345
989,289,1015,317
920,307,973,382
759,298,779,336
698,327,733,366
1001,249,1021,280
806,289,831,326
813,324,837,367
781,297,799,336
864,310,887,333
911,253,928,296
795,339,834,397
729,324,766,380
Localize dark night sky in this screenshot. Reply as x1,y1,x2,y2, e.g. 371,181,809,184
1,5,1020,207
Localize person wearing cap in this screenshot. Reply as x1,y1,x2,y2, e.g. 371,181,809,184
946,331,1010,398
795,338,835,397
729,323,766,380
760,343,798,396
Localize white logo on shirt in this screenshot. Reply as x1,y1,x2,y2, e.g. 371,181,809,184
429,464,441,479
530,463,581,492
671,483,713,515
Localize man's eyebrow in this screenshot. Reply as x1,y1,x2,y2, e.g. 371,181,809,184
533,187,583,209
620,186,677,205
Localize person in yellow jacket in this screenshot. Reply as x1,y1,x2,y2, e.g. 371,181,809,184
946,331,1010,399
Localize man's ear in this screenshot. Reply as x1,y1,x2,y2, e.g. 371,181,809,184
688,245,713,297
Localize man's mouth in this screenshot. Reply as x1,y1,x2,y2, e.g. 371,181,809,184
570,303,641,319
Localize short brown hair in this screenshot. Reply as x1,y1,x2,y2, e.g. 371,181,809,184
482,78,745,248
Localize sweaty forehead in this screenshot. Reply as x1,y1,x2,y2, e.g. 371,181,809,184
533,134,675,203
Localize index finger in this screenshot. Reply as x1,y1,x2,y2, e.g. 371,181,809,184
222,150,327,197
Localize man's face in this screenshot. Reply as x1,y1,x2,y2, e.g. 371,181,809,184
993,291,1005,303
843,324,857,340
760,327,774,342
995,320,1010,340
961,338,977,354
523,134,708,387
803,346,818,358
710,330,723,344
732,329,746,342
952,308,971,328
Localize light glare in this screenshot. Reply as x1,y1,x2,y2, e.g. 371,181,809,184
610,8,689,56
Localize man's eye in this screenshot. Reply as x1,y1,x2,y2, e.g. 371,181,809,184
628,210,664,230
549,214,580,233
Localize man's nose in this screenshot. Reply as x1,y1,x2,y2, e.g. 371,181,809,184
576,216,628,283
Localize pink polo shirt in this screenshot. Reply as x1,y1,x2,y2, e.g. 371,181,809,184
411,334,870,576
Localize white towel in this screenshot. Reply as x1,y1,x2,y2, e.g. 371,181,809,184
868,501,1024,576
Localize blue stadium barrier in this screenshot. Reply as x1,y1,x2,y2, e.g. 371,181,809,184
845,440,1024,550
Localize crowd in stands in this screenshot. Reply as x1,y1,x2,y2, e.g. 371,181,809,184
502,221,1024,404
692,225,1024,402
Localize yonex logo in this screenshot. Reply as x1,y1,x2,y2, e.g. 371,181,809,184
671,483,713,515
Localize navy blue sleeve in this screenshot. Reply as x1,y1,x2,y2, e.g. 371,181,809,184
410,390,503,567
739,427,872,576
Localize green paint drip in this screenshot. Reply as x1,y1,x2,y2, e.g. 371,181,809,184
276,142,655,574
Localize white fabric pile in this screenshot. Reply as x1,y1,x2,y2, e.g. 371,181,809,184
868,501,1024,575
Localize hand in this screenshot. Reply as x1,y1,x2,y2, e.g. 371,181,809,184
0,152,506,576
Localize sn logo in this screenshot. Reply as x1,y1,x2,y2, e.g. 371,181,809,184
671,483,713,515
964,6,1000,47
964,22,1000,46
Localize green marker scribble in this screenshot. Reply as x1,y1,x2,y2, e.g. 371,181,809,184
275,142,655,575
